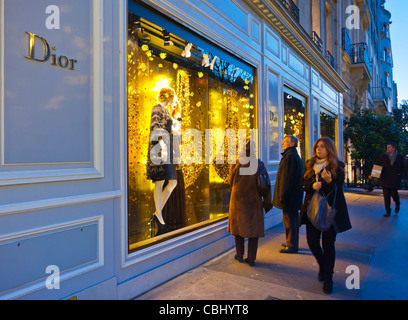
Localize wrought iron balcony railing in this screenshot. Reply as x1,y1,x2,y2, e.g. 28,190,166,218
312,31,323,53
370,86,387,101
342,28,372,76
326,50,335,68
350,43,372,75
311,32,335,68
278,0,300,22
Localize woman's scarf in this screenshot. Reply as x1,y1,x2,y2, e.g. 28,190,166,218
313,157,328,177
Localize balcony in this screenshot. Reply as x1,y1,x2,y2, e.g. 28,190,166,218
311,32,335,68
342,28,372,80
312,31,323,53
247,0,349,94
370,86,389,113
371,86,386,101
326,50,335,68
350,43,372,76
278,0,299,22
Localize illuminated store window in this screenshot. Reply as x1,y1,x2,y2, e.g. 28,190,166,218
313,98,319,143
284,88,306,162
127,10,256,251
320,108,336,142
268,70,279,161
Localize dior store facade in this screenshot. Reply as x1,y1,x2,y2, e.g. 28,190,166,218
0,0,347,299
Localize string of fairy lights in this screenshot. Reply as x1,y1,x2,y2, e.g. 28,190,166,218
127,13,256,243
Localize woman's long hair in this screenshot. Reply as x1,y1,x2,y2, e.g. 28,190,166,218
303,137,340,180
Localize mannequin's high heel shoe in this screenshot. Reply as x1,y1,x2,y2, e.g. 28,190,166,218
150,214,168,237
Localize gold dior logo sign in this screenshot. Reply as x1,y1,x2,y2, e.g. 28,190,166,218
25,32,78,70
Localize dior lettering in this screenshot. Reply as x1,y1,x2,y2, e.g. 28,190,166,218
25,32,77,70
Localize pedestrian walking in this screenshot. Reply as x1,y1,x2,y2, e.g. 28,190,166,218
299,137,352,294
272,135,303,253
228,139,270,266
369,142,405,217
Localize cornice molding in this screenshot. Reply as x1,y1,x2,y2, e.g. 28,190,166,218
248,0,350,93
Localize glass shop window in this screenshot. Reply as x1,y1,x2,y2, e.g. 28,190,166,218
320,108,336,142
284,88,306,162
127,12,256,252
267,70,279,161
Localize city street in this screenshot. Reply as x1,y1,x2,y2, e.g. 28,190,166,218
136,189,408,300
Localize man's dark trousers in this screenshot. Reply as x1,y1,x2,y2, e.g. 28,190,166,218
283,210,299,249
383,187,400,213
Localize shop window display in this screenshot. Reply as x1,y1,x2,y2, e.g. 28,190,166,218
267,70,279,161
320,109,336,142
284,90,306,163
127,13,256,251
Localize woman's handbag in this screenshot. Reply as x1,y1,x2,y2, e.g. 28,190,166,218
307,184,337,231
257,159,271,197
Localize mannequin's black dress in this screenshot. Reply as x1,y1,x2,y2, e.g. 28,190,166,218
146,104,176,182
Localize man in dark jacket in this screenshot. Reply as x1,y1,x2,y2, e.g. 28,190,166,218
370,142,405,217
273,135,303,253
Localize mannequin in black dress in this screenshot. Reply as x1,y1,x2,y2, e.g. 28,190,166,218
146,87,178,235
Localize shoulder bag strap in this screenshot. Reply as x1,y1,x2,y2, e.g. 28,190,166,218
321,183,337,207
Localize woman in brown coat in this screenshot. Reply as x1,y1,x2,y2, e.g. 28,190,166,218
228,139,268,266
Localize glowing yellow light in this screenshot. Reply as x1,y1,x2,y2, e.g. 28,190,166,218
159,52,167,59
141,44,149,51
151,77,171,92
198,72,204,78
138,63,147,72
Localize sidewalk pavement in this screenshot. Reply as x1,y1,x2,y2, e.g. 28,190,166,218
135,188,408,300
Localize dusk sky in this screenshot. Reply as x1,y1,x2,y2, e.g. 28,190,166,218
385,0,408,104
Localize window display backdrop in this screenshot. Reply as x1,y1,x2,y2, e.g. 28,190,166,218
127,13,255,251
320,108,336,142
284,89,306,163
